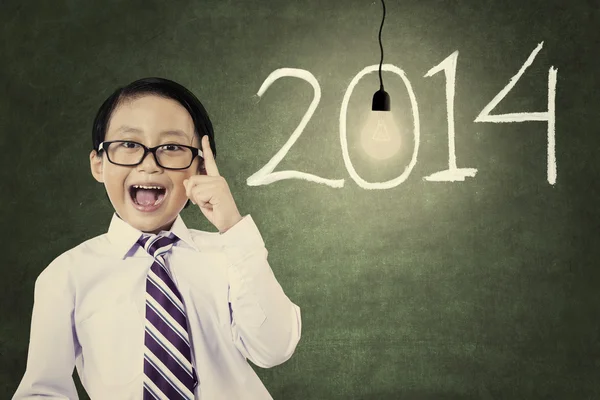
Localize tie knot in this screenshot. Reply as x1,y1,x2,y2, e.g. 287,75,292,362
137,233,179,258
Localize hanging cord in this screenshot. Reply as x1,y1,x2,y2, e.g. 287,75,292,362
378,0,386,90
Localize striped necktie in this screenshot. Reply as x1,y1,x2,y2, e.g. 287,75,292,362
138,233,199,400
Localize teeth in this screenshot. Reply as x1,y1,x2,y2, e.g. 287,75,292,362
133,185,164,190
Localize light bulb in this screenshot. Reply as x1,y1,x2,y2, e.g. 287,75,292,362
359,110,401,160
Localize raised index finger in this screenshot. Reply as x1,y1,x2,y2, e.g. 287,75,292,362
201,135,220,176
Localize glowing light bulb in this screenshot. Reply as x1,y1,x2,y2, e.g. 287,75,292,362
359,110,401,160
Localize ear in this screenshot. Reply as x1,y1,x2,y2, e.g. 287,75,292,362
90,150,104,183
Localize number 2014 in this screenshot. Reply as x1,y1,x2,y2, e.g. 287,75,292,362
247,42,558,190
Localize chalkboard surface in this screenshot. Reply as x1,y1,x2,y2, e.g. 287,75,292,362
1,0,599,398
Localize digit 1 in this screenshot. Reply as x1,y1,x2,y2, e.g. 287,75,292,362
423,51,477,182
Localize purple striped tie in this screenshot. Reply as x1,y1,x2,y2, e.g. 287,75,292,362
138,233,198,400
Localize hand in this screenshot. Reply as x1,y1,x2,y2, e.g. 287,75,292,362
183,135,243,233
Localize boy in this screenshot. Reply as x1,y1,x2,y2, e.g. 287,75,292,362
13,77,302,399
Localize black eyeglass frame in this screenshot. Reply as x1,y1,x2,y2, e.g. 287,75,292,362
98,140,204,170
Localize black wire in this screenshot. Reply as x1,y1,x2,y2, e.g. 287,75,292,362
378,0,386,90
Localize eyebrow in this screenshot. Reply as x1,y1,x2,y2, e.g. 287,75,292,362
115,125,191,139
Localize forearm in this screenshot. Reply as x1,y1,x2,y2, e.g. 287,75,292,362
228,248,301,367
220,215,301,367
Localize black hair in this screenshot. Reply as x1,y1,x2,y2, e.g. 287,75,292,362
91,77,216,209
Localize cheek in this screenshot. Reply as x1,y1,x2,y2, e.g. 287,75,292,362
170,173,195,199
103,166,128,194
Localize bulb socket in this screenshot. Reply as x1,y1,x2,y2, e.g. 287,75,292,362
372,88,390,111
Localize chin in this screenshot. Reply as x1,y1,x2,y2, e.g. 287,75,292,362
116,208,173,234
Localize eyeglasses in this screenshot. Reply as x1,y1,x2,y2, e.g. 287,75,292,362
98,140,203,170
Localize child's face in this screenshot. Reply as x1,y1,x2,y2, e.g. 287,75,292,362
90,95,202,234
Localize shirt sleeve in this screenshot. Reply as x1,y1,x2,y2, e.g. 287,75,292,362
219,214,302,368
12,255,80,399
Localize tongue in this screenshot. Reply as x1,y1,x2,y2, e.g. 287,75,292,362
135,189,158,206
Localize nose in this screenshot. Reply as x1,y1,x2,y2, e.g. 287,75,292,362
136,150,162,173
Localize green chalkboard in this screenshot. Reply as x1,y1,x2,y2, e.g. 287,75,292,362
1,0,599,398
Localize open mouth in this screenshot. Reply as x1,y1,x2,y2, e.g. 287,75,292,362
129,184,167,207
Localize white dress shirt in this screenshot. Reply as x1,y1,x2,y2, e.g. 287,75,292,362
13,213,302,399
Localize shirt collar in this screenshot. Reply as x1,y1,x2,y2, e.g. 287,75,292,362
106,213,199,259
